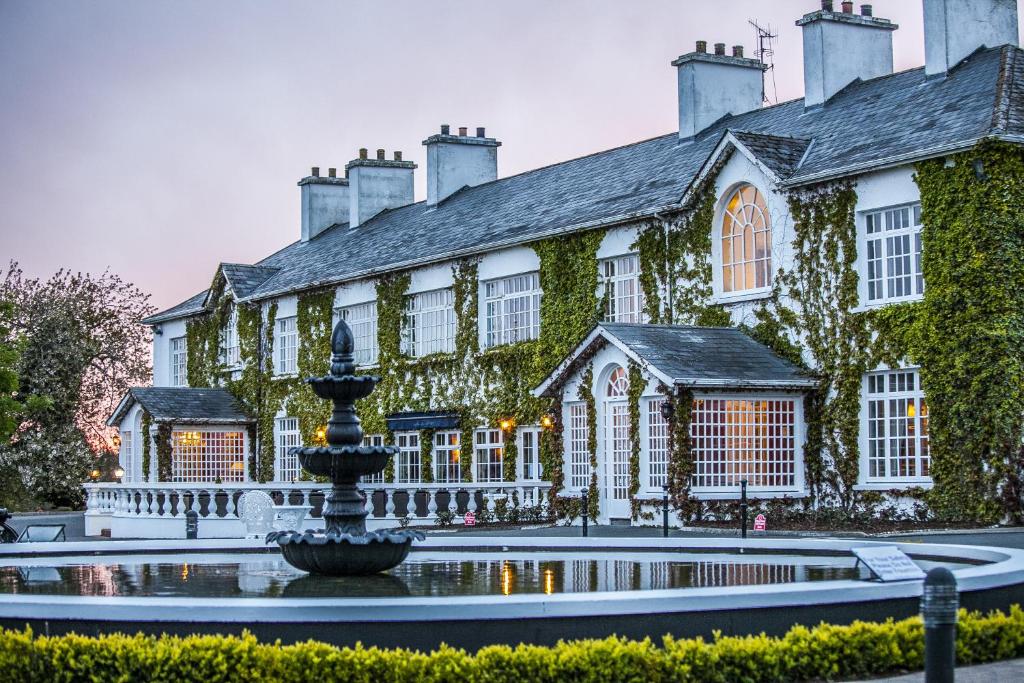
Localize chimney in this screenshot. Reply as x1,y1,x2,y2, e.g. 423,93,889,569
422,124,501,206
298,167,349,242
924,0,1019,78
797,3,897,108
345,149,416,228
672,41,766,141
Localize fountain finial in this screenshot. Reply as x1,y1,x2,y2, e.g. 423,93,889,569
330,318,356,377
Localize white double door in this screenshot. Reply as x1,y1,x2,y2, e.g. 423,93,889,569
602,400,632,519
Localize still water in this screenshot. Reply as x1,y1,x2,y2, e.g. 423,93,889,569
0,552,963,599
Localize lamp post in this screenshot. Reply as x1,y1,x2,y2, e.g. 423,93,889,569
580,488,589,538
113,466,125,483
740,479,748,539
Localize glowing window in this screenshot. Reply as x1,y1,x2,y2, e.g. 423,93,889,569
606,366,629,398
722,185,772,293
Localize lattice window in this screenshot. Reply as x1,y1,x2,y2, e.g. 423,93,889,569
220,306,240,367
171,429,246,483
362,434,385,484
119,430,134,482
601,254,644,323
606,366,629,397
647,398,669,488
434,431,461,484
864,368,930,482
567,402,590,490
402,289,455,357
484,272,541,348
276,317,298,375
519,427,542,481
607,403,630,500
170,337,187,387
275,417,301,482
722,184,772,293
864,204,924,304
690,398,797,491
339,301,379,366
395,432,421,483
475,429,503,483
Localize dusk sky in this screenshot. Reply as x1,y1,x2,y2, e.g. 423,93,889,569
2,1,1022,312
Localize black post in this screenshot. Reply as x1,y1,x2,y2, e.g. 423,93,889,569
580,488,589,537
922,566,958,683
185,510,198,540
662,485,670,538
740,479,748,540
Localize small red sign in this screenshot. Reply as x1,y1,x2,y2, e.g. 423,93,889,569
753,514,767,532
464,511,476,527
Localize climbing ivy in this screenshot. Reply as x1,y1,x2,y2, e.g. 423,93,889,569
185,274,233,388
419,429,435,484
291,290,335,446
577,365,600,520
627,361,644,519
664,384,695,512
155,423,172,482
140,411,152,481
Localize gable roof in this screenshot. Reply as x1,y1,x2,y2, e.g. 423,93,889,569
220,263,279,300
533,323,817,398
107,387,255,426
146,46,1024,324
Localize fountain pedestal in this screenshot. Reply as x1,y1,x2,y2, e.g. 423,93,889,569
268,320,422,576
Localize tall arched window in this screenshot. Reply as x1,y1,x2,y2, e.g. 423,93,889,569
722,184,772,293
606,366,629,398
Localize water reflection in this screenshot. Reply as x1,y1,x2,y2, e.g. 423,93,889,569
0,553,961,599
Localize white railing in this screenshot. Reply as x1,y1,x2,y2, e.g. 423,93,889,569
83,481,552,538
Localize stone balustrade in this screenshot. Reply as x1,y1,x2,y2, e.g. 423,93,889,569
83,481,551,539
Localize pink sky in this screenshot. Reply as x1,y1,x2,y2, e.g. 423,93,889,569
2,1,1021,311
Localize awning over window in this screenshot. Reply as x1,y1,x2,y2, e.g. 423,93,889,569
386,411,461,432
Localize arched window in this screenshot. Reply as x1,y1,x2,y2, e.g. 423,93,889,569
722,184,772,293
606,366,629,398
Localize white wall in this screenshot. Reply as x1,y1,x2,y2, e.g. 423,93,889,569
151,318,187,387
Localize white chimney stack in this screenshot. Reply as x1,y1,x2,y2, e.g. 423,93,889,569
924,0,1019,78
345,148,416,228
422,125,500,206
798,1,897,109
299,167,348,242
672,41,767,141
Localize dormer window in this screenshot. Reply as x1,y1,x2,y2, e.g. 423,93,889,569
721,184,772,294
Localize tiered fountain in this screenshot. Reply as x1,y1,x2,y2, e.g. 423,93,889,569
268,319,422,575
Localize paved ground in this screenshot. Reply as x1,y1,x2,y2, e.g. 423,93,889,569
863,658,1024,682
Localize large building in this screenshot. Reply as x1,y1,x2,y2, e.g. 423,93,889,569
93,0,1024,537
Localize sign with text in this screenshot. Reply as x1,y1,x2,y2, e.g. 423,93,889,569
463,511,476,527
852,545,926,582
753,514,766,532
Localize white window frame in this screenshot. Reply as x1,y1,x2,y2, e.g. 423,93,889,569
170,427,248,483
716,184,773,301
220,306,241,368
518,426,543,481
119,430,134,483
337,301,379,367
643,397,669,492
475,428,504,483
170,336,187,387
483,272,541,348
566,402,590,491
362,434,385,484
689,394,804,496
276,316,298,376
859,203,924,307
858,367,932,487
402,289,455,357
275,417,301,482
395,431,421,484
600,254,645,323
433,431,462,484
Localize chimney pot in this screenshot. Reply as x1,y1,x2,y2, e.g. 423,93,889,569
476,127,485,137
376,148,385,160
328,167,336,178
458,126,468,136
696,40,707,53
359,148,368,160
860,4,872,16
821,0,833,10
733,45,744,58
311,166,320,177
842,1,853,12
441,124,450,135
394,151,403,161
714,42,726,55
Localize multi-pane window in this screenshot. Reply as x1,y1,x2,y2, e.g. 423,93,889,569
395,432,421,483
601,255,644,323
220,307,240,367
362,434,385,484
484,272,541,348
520,427,543,481
119,430,134,482
171,429,246,483
864,204,924,303
647,398,669,489
567,403,590,489
276,317,298,375
475,429,504,483
275,417,301,482
434,432,461,484
170,337,187,387
402,289,455,357
721,184,772,294
864,369,930,482
690,398,797,491
340,302,379,366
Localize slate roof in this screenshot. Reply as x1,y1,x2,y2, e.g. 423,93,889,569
145,46,1024,324
220,264,279,300
535,323,816,397
730,131,812,178
107,387,255,426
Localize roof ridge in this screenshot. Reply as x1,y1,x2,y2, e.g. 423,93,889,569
991,45,1019,134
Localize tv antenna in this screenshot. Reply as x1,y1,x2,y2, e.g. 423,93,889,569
749,19,778,105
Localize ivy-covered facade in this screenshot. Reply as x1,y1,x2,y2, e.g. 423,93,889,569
119,9,1024,526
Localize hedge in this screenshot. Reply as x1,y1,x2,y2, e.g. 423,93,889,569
1,607,1023,682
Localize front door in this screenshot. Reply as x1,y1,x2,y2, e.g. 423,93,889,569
604,401,631,519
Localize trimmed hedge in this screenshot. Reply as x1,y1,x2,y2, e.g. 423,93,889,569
1,607,1023,682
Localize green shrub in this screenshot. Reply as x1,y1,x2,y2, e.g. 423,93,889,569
1,606,1022,682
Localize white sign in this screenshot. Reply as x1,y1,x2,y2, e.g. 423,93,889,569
753,514,767,532
852,545,926,582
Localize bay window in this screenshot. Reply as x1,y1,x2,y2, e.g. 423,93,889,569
171,428,247,483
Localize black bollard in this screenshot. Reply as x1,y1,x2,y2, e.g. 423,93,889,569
580,488,589,537
185,510,199,540
922,566,958,683
740,479,748,539
662,485,670,538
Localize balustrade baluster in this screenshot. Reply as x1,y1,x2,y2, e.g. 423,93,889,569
447,488,458,516
225,489,237,518
467,489,478,514
426,488,438,517
384,489,396,519
364,488,375,518
145,491,155,516
406,489,416,519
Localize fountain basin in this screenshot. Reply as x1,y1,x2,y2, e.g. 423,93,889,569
296,445,393,479
274,528,423,575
